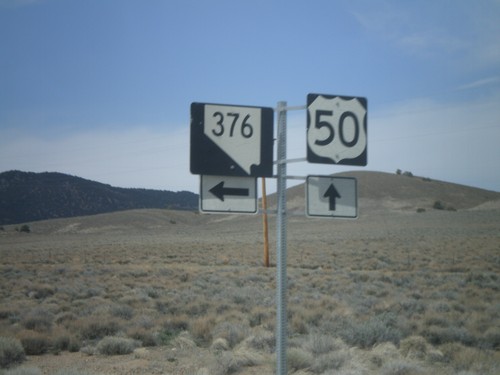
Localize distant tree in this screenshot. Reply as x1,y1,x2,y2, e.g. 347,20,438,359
19,224,31,233
396,169,402,175
403,171,413,177
433,201,445,210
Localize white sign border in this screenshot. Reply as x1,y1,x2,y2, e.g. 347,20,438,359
199,175,258,215
306,175,358,219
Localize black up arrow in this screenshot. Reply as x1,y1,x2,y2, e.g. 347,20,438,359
209,181,249,202
324,183,341,211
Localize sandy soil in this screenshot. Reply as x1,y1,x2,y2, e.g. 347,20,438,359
1,201,499,374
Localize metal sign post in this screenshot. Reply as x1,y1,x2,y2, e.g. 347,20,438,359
275,101,288,375
261,177,270,267
189,94,367,375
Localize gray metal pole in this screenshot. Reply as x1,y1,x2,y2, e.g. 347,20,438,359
275,101,288,375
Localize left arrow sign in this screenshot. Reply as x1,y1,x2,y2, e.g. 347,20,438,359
200,175,257,214
209,181,250,201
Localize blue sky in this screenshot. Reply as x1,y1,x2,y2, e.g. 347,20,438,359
1,0,499,193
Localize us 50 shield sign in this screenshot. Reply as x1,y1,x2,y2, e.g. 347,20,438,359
307,93,367,166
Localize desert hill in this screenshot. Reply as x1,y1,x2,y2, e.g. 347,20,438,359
0,170,198,225
268,171,500,213
2,170,499,235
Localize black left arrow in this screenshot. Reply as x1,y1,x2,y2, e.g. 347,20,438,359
324,183,341,211
209,181,249,202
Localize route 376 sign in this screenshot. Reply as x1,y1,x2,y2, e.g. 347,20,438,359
190,102,274,177
307,93,367,166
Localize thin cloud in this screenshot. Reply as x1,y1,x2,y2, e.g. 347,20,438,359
0,126,196,192
352,7,455,57
457,76,500,91
368,94,500,191
351,1,500,68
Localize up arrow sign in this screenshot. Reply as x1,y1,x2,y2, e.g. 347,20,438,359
323,183,341,211
307,175,357,218
209,181,250,201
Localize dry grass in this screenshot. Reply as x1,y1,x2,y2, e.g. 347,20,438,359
0,203,499,374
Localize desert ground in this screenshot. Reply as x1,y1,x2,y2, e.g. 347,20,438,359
1,174,499,375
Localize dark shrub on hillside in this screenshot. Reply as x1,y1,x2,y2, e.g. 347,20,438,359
19,225,30,233
158,316,189,345
96,337,138,355
422,326,476,347
322,313,403,348
110,305,134,320
22,308,54,332
127,328,158,347
433,201,445,210
480,330,500,350
17,331,50,355
75,318,120,340
29,285,54,300
0,337,26,368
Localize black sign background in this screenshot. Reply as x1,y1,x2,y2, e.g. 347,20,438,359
190,102,274,177
307,93,367,166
